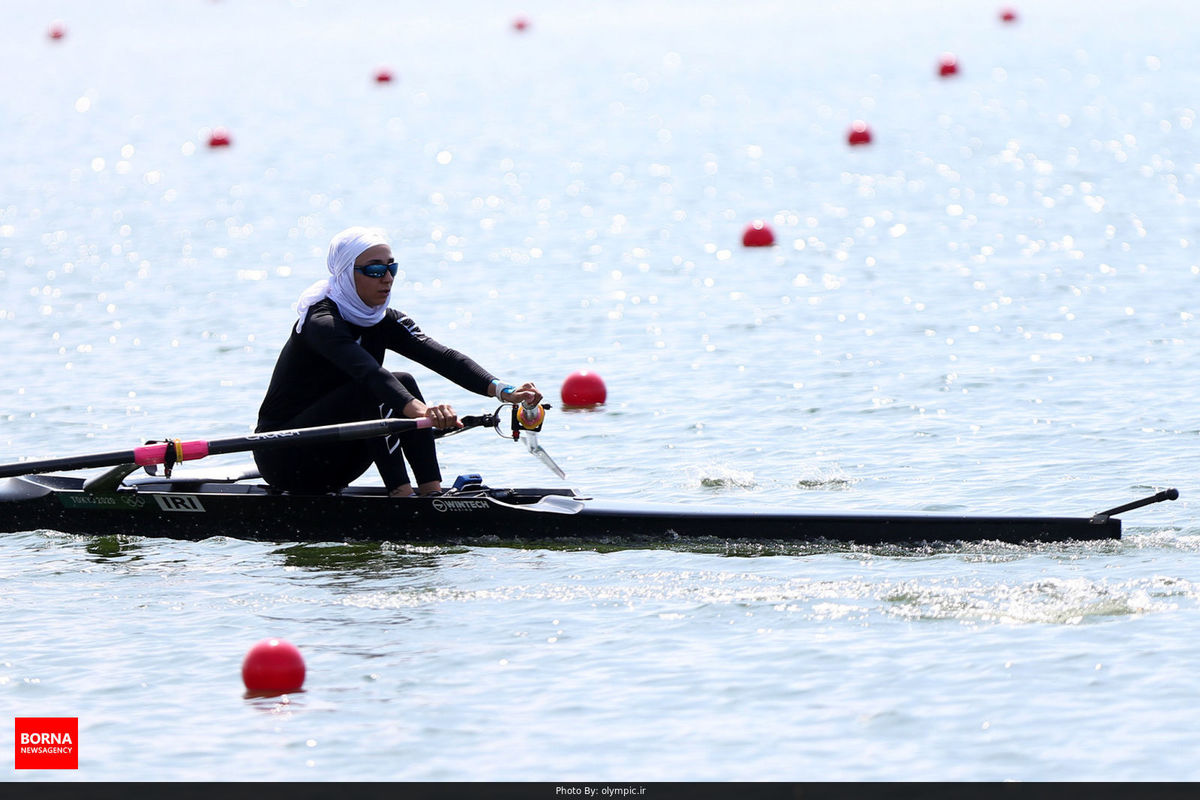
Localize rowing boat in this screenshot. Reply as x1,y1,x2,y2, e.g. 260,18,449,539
0,408,1178,547
0,471,1180,546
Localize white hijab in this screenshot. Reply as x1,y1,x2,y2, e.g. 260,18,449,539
294,226,391,332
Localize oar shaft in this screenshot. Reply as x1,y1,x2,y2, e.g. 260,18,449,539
207,417,432,457
0,447,140,478
0,417,432,478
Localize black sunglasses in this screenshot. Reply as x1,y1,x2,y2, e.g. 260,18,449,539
353,261,398,278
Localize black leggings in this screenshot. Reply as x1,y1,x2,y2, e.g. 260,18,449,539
253,372,441,493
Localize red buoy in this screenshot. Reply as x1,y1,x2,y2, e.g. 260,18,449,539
938,53,959,77
1000,7,1018,22
242,638,305,694
513,17,530,31
208,127,232,148
847,121,872,146
374,68,394,84
742,220,775,247
47,20,66,40
561,371,606,407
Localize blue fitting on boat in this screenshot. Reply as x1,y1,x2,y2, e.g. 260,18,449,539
452,474,483,491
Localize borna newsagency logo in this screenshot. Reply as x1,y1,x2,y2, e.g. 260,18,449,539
14,717,78,770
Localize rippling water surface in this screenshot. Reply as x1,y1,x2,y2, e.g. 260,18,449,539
2,0,1199,783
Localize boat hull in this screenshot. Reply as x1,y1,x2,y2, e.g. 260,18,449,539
0,475,1121,546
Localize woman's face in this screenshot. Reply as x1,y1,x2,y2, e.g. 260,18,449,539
353,244,395,307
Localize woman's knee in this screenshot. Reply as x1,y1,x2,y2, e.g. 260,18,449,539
391,371,425,401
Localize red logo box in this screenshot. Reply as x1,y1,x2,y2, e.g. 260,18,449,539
14,717,78,770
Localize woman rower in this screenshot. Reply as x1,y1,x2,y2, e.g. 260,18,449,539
254,226,542,496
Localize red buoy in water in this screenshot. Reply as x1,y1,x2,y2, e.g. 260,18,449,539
847,121,872,146
742,220,775,247
561,371,606,407
1000,7,1018,22
374,68,394,84
208,127,232,148
242,638,305,694
513,16,530,32
47,20,66,40
938,53,959,77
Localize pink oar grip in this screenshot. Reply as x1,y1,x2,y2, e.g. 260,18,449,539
133,440,210,466
415,417,433,429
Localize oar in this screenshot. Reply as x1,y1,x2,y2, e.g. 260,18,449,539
520,432,567,478
441,402,567,479
0,417,435,479
511,402,567,478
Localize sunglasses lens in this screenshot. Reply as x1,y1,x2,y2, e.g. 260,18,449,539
358,262,397,278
